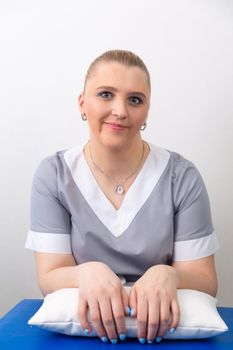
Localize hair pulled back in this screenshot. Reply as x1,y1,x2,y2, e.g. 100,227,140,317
84,49,150,91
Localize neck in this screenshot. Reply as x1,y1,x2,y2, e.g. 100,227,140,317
86,137,146,178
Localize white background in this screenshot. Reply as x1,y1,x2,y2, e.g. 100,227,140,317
0,0,233,316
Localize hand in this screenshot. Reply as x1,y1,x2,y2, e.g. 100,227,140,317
129,265,180,344
77,262,129,343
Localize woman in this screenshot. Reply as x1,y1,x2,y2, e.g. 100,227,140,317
25,49,219,344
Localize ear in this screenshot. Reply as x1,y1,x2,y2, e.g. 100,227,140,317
78,92,85,114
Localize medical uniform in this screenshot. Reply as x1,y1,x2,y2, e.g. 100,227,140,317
25,143,219,283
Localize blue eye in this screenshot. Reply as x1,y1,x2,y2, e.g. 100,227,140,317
98,91,113,99
129,96,142,105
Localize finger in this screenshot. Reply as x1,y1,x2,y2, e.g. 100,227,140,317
78,295,92,334
88,298,107,341
157,295,171,339
99,297,118,343
121,286,131,316
111,290,127,340
169,298,180,332
136,293,148,342
129,286,137,318
147,298,160,342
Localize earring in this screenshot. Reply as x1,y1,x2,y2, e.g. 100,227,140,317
140,122,147,131
81,113,87,121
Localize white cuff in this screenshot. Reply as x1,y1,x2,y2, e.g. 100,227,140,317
173,231,219,261
25,230,72,254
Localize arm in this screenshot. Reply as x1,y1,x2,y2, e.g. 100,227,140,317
172,254,218,297
34,252,78,296
172,160,218,295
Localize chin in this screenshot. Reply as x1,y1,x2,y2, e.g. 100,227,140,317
100,136,129,150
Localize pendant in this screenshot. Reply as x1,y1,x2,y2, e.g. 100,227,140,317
115,185,124,195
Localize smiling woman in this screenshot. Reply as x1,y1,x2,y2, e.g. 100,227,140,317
79,61,150,153
25,49,219,345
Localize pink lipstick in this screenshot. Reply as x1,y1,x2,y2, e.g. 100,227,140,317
105,122,128,131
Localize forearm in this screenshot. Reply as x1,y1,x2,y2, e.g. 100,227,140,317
37,264,81,296
173,264,218,297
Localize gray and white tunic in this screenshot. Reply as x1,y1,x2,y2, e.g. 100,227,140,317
25,142,219,282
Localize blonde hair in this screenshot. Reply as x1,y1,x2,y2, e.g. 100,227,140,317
84,49,151,91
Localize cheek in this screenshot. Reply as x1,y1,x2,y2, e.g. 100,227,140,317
85,100,109,119
85,105,107,130
131,109,148,125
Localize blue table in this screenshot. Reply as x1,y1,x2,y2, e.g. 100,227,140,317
0,300,233,349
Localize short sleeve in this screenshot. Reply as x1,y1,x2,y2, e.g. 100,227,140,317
173,159,219,261
25,156,72,254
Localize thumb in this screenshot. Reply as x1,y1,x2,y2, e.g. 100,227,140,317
129,286,137,318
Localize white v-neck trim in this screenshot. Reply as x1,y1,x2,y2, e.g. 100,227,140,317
64,142,170,237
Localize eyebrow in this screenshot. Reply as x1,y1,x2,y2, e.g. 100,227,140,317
96,85,147,99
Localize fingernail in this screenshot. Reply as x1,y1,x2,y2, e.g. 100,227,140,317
170,327,176,334
147,339,154,344
126,306,131,315
130,307,134,316
156,337,162,343
139,338,146,344
101,336,108,343
83,328,89,335
111,338,118,344
119,333,126,341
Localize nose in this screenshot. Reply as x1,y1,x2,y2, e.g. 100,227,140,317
111,98,128,119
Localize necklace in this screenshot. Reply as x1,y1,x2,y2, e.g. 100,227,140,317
89,141,145,195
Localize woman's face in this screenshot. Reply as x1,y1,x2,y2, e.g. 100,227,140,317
78,62,150,149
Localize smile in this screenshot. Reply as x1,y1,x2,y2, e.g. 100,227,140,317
105,122,129,131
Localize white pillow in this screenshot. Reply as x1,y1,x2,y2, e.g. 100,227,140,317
28,287,228,339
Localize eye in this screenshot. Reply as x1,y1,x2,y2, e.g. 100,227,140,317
98,91,113,99
129,96,143,105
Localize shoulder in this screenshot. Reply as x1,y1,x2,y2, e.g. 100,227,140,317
34,143,85,178
33,149,67,181
31,150,66,199
32,143,86,195
166,149,204,192
168,150,201,183
149,144,206,206
149,143,200,180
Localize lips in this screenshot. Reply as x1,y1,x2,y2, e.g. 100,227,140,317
105,122,129,130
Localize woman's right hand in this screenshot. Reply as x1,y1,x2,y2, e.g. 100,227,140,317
77,261,129,343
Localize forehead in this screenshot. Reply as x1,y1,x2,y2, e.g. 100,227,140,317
85,62,150,93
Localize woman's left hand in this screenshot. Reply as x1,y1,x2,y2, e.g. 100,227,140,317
129,265,180,344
